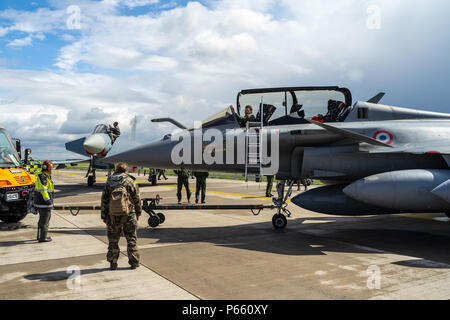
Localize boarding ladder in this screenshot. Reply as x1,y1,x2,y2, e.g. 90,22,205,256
244,101,264,182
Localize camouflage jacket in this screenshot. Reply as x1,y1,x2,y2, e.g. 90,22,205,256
174,169,190,180
101,173,142,220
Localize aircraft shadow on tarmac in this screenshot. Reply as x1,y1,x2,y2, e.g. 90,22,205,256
48,215,450,269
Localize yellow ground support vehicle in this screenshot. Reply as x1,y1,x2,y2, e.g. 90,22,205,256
0,126,35,223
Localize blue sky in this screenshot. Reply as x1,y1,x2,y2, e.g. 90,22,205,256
0,0,449,159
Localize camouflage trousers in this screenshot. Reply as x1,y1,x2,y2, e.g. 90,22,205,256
106,215,139,266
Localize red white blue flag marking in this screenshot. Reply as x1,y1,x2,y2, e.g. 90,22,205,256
373,130,394,144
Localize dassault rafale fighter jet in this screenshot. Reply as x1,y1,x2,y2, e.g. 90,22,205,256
65,118,141,186
104,86,450,228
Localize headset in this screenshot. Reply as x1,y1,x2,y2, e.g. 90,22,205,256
42,161,52,172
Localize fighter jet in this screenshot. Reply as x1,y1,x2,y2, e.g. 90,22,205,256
104,86,450,228
65,118,142,186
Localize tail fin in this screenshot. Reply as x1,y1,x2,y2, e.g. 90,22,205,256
367,92,386,104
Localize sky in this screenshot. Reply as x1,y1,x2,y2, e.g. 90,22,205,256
0,0,449,159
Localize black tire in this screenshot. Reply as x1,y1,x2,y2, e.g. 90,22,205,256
148,215,160,228
0,214,27,223
87,176,96,187
272,214,287,229
156,213,165,224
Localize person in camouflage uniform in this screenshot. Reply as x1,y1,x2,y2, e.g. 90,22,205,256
101,162,142,270
174,169,191,204
265,175,274,197
193,171,209,204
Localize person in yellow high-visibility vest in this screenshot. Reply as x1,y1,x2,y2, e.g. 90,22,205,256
33,160,54,243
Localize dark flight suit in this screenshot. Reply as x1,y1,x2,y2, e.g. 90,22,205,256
265,175,274,197
33,169,55,242
193,171,209,203
157,169,168,180
101,172,142,269
174,169,191,203
238,114,257,127
108,125,121,143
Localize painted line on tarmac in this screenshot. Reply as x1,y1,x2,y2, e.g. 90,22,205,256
54,171,277,201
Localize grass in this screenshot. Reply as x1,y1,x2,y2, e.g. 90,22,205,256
60,165,321,185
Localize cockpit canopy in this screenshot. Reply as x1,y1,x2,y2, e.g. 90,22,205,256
236,86,352,126
189,106,237,131
92,124,109,134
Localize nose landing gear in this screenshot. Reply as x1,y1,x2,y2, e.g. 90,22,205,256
271,180,294,229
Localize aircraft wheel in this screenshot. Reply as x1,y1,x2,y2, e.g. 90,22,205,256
87,176,96,186
148,216,160,228
272,214,287,229
156,213,165,224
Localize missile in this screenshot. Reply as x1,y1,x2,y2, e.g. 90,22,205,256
291,184,397,216
431,180,450,203
343,169,450,211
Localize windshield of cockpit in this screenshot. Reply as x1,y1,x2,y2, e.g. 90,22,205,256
238,90,347,124
190,106,237,130
93,124,108,134
0,129,21,168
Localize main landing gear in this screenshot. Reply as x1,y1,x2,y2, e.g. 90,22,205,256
271,180,294,229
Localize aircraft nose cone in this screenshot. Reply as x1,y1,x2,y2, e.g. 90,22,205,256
83,134,106,155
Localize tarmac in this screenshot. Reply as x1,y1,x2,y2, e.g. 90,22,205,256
1,169,450,300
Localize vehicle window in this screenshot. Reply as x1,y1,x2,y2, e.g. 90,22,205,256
0,129,21,167
238,91,293,122
294,90,346,119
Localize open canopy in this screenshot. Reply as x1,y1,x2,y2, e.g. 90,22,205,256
92,124,109,134
236,86,353,126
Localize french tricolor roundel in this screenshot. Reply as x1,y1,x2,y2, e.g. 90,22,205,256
373,130,394,144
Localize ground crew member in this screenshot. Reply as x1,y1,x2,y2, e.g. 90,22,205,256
238,105,257,127
157,169,168,180
265,175,274,197
107,121,121,143
101,162,142,270
33,160,55,243
174,169,191,204
193,171,209,204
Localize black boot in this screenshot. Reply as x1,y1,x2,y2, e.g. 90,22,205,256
37,228,52,243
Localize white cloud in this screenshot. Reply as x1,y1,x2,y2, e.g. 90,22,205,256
0,0,449,159
7,36,33,47
119,0,160,8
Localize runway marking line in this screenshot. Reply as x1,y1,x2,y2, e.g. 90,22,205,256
54,171,277,201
